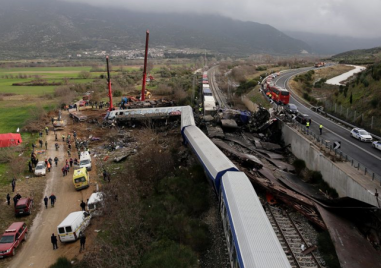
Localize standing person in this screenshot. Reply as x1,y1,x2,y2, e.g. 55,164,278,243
44,196,48,209
13,195,18,207
306,121,310,134
67,149,71,157
39,130,43,138
54,156,59,167
62,134,65,142
62,167,65,177
69,158,73,167
55,133,58,141
45,126,49,135
45,141,48,150
80,200,86,211
11,178,16,192
319,124,323,135
47,161,51,172
6,193,10,205
48,157,53,167
28,161,33,172
49,194,56,207
39,139,43,148
51,233,58,250
79,232,86,252
73,131,77,139
103,169,107,181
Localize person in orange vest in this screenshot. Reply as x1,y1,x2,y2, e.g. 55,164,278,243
47,161,51,172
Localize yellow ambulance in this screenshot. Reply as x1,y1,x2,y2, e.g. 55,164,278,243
73,167,90,190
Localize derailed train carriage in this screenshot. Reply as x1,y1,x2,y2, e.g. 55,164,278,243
181,106,291,268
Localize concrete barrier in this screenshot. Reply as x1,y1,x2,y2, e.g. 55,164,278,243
282,122,380,207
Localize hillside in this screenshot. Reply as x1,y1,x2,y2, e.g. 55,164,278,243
284,31,381,56
331,47,381,64
0,0,310,59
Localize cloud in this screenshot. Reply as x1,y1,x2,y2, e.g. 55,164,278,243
63,0,381,38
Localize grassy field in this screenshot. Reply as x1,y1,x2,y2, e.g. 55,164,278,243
0,65,98,182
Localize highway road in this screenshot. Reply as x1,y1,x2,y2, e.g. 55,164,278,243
274,68,381,181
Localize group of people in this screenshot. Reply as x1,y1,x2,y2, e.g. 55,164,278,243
13,122,92,253
43,194,57,208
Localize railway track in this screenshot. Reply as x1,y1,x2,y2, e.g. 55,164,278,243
208,66,229,108
266,205,324,268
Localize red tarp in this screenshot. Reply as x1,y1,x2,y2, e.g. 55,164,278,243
0,133,22,148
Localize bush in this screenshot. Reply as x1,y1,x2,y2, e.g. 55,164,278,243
293,159,306,175
113,90,122,97
141,240,197,268
317,232,341,268
309,171,323,184
50,257,72,268
361,78,369,87
371,98,379,108
78,71,91,79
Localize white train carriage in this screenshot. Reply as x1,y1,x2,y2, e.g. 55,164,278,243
182,125,238,192
204,95,217,113
220,172,291,268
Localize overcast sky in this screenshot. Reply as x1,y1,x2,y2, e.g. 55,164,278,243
64,0,381,38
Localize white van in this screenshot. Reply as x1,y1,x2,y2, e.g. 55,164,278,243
57,211,91,242
79,151,92,171
87,192,104,216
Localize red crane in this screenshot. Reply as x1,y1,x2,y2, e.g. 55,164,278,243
141,30,150,101
106,56,114,111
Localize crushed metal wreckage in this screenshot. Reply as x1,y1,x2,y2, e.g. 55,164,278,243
201,106,326,229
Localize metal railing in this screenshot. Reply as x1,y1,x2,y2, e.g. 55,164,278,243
291,121,381,186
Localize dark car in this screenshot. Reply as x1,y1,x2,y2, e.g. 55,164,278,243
285,103,298,114
0,222,28,258
295,114,312,125
15,198,33,216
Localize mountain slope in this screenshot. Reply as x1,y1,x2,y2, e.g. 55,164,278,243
284,30,381,55
331,47,381,64
0,0,310,58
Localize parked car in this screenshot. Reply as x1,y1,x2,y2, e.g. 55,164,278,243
295,114,312,125
0,222,28,258
372,141,381,150
79,100,86,107
15,198,33,216
285,103,298,114
34,161,46,177
350,128,373,142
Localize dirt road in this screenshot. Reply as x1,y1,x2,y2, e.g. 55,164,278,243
8,112,97,268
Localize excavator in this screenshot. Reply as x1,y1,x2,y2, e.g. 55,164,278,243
52,110,65,130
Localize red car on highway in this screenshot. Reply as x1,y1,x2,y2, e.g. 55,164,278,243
0,222,28,258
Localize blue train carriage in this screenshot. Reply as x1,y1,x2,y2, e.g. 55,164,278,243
182,125,238,192
220,172,292,268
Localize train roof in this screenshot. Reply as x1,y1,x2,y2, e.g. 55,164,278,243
203,88,212,94
183,126,237,189
221,172,291,268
